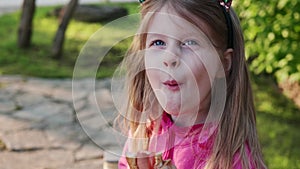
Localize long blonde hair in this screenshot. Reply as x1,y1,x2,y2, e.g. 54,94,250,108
118,0,266,168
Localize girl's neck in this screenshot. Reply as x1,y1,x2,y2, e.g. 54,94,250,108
170,110,208,127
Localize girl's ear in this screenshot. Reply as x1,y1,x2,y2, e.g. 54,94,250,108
223,48,233,72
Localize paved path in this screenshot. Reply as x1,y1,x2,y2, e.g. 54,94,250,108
0,76,123,169
0,1,133,168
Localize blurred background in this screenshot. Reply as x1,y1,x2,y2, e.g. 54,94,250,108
0,0,299,168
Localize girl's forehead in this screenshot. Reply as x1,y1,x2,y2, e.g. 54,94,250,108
146,13,210,43
145,5,210,41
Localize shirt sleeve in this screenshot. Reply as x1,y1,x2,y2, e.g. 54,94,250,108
118,140,129,169
118,156,128,169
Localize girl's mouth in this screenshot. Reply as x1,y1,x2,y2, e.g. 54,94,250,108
163,80,181,91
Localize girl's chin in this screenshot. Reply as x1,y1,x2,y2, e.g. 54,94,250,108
163,107,180,116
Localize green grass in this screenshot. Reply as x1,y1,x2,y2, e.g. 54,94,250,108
0,2,300,168
0,2,139,78
252,75,300,168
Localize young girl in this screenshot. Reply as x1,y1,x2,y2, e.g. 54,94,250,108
116,0,266,168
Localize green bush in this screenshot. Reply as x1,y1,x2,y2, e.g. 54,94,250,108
234,0,300,83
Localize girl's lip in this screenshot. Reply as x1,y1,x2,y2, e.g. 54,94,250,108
163,80,181,91
163,80,179,85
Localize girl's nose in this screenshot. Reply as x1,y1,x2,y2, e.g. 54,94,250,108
163,44,180,68
163,57,180,68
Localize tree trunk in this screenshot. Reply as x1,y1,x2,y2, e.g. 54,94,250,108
52,0,78,59
18,0,36,48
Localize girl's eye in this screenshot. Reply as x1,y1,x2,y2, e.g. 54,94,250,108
182,40,198,46
150,40,166,46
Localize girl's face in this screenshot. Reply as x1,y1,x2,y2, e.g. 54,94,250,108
144,5,224,126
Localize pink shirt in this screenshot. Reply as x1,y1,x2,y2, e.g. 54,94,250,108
119,113,253,169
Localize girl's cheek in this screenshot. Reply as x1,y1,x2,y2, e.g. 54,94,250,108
181,52,203,70
145,50,163,69
146,70,161,90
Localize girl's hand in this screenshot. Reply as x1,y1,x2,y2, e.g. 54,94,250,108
126,152,176,169
126,151,154,169
153,153,176,169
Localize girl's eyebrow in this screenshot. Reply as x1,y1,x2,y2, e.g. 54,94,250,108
147,33,166,38
146,34,168,43
147,32,200,40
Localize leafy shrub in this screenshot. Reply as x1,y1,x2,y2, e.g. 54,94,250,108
234,0,300,82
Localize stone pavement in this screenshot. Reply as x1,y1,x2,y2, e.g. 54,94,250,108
0,76,124,169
